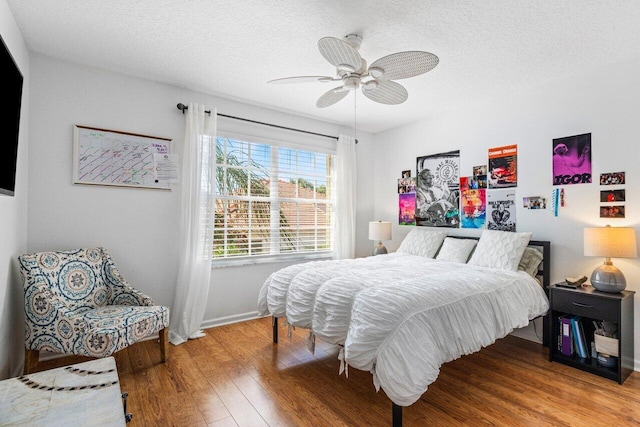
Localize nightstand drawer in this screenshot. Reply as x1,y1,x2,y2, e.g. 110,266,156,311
553,291,619,320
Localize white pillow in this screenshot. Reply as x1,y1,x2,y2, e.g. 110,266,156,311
518,247,544,277
396,228,448,258
435,238,477,263
467,230,532,271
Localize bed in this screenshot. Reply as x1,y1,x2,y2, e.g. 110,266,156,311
257,229,550,426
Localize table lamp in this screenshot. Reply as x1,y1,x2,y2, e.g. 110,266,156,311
369,221,392,255
583,225,637,292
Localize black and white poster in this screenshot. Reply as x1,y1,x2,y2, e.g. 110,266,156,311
415,150,460,227
487,189,516,231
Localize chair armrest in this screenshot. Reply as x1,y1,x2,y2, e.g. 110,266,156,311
106,264,154,306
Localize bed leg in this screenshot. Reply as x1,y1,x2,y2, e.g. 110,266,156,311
273,316,278,344
392,403,402,427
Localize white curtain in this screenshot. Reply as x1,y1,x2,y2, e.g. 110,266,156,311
333,134,357,259
169,103,217,345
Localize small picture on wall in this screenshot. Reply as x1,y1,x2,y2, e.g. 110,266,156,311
473,165,488,188
402,170,411,179
600,205,625,218
523,196,546,209
473,165,487,176
398,177,416,193
600,172,625,185
600,189,625,203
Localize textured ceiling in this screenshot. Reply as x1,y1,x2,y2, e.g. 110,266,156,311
7,1,640,133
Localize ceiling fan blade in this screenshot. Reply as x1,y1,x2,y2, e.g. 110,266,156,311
318,37,363,72
316,86,349,108
361,80,408,105
268,76,336,84
369,51,439,80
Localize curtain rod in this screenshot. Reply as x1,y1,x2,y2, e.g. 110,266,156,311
176,103,356,143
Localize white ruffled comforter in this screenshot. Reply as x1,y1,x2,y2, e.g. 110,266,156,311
257,253,549,406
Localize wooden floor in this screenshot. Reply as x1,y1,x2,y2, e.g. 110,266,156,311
36,317,640,426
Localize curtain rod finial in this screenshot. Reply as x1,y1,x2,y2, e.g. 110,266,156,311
177,103,187,113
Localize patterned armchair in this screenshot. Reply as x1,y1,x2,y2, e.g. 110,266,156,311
18,247,170,374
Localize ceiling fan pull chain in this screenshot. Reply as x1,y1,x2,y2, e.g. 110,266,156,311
354,91,358,141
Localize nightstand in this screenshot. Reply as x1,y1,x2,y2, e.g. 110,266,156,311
548,283,634,384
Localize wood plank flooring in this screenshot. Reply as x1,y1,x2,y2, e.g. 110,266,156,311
36,317,640,426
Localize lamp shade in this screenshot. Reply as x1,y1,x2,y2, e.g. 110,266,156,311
369,221,392,241
584,225,637,293
584,226,637,258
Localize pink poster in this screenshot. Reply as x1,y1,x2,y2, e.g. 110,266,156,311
399,193,416,226
553,133,592,185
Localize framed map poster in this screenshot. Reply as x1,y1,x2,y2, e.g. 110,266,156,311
73,125,173,190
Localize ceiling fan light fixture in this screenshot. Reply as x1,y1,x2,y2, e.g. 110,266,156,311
368,66,384,79
337,63,357,73
343,77,360,91
362,80,378,92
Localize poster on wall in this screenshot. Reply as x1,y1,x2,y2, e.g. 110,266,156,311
415,150,460,227
488,145,517,188
552,133,591,185
399,193,416,225
487,189,517,231
460,179,486,229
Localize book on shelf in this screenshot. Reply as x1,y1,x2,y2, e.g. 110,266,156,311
570,316,588,358
561,315,573,356
577,317,589,359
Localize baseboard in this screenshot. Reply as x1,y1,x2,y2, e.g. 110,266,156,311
200,311,261,330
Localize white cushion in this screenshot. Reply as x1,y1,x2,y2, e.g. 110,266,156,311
435,238,477,263
467,230,532,271
396,228,448,258
518,247,544,277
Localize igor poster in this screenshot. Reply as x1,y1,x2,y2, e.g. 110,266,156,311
552,133,592,185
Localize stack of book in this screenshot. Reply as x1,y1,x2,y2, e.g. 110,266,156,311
558,315,589,358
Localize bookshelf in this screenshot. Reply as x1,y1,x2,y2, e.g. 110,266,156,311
548,283,634,384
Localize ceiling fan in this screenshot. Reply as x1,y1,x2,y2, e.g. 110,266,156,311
268,34,439,108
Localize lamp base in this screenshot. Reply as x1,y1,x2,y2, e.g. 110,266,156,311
590,262,626,293
373,241,388,256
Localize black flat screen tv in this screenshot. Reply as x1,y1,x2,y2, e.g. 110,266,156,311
0,32,23,197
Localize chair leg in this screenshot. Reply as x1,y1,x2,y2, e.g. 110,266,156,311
159,328,168,363
24,349,39,375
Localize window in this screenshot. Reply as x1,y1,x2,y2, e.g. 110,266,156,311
214,136,334,264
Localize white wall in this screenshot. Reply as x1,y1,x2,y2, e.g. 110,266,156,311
0,0,29,379
26,54,375,338
374,56,640,366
